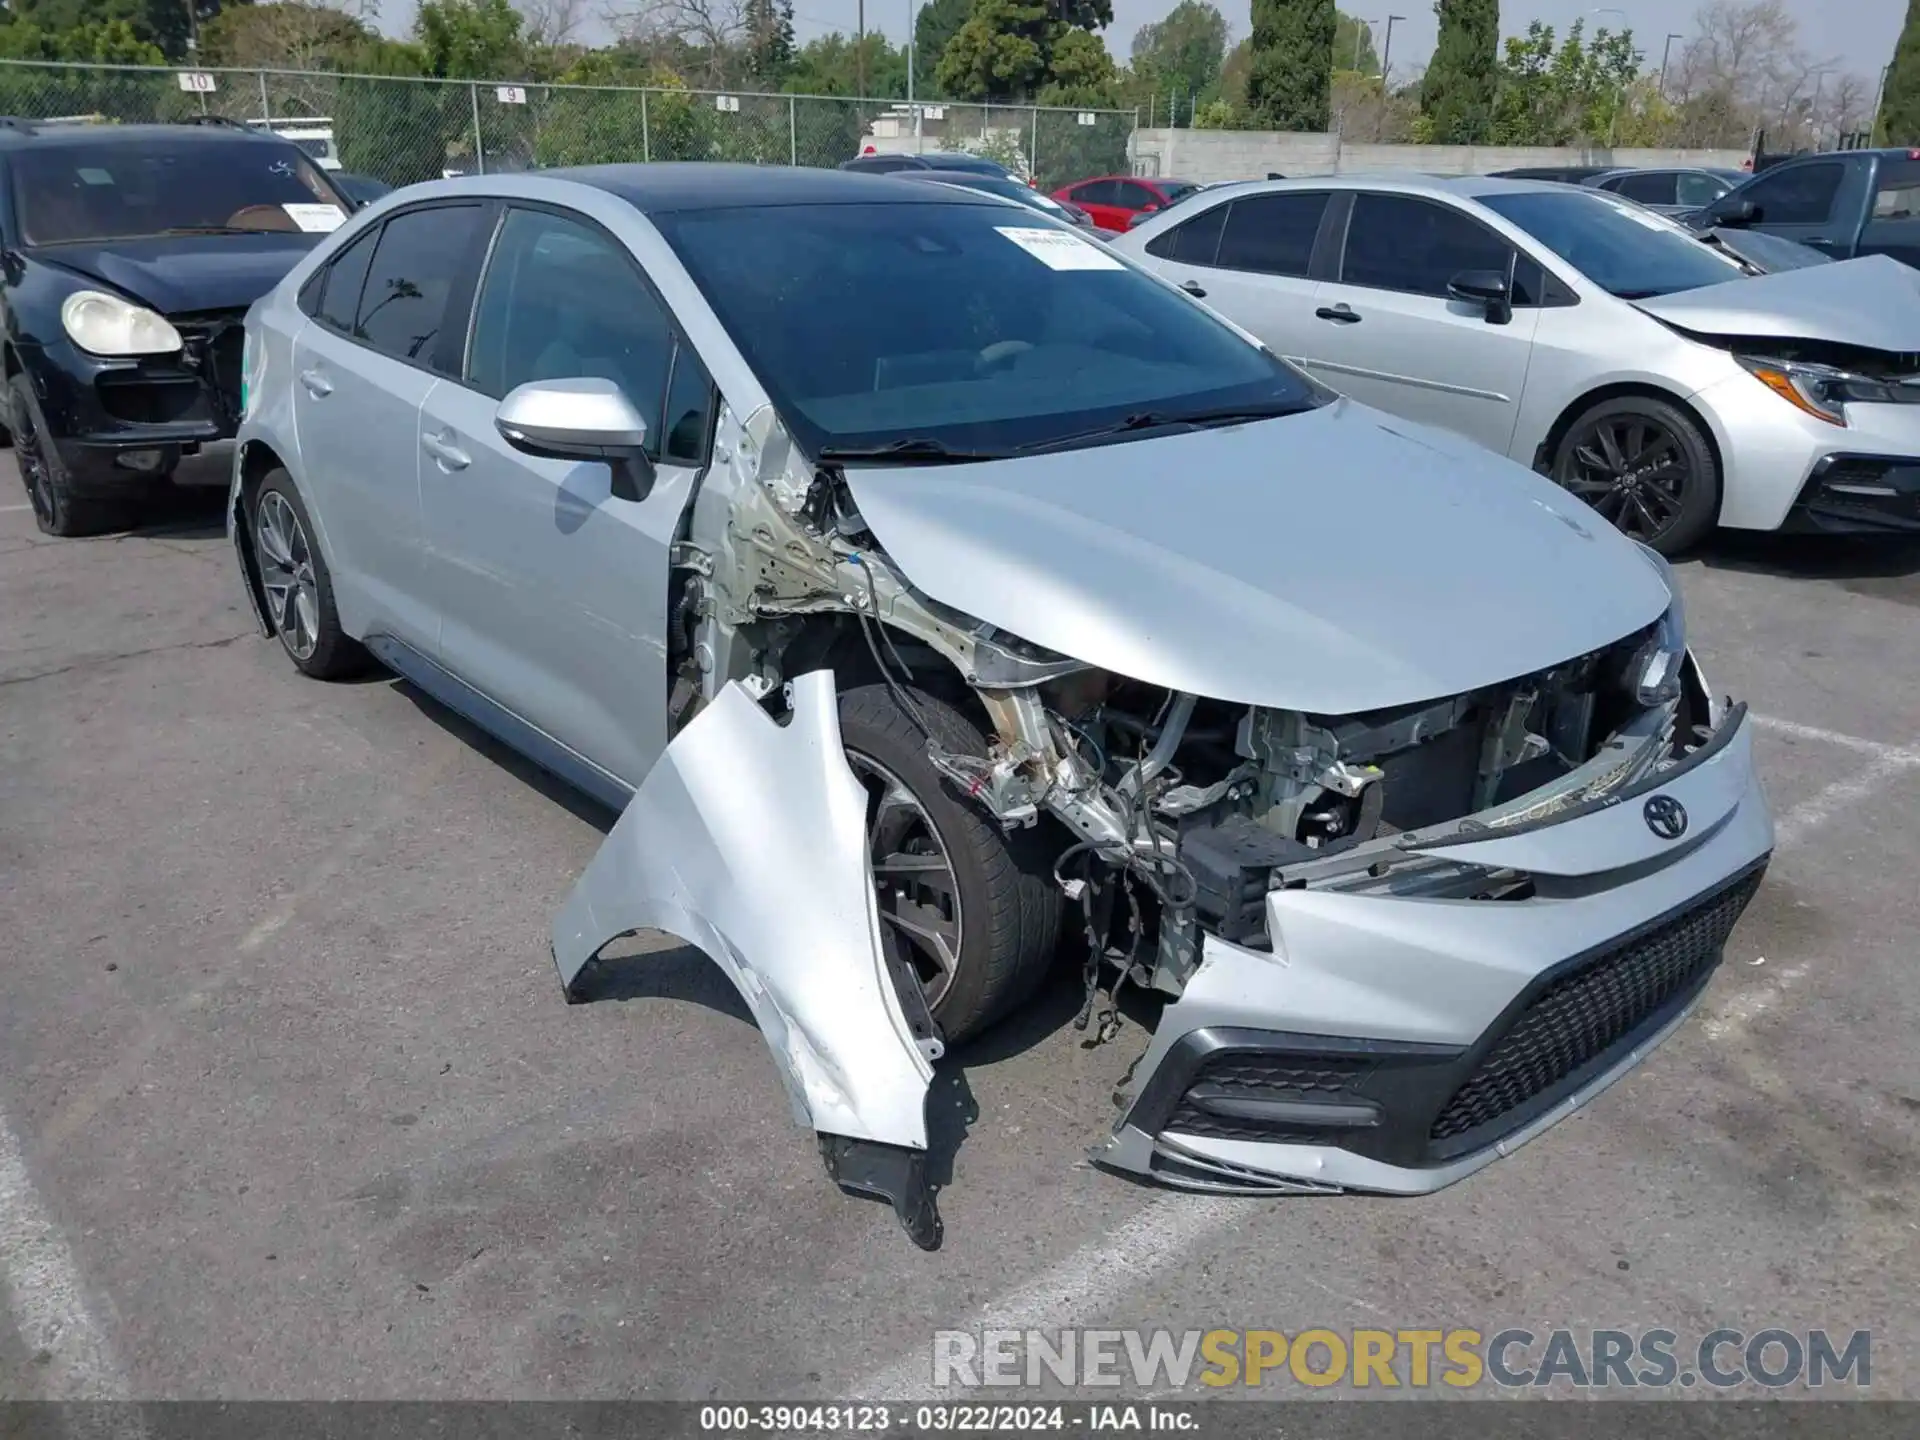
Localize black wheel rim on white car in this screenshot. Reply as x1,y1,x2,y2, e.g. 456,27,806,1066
846,749,963,1014
255,490,321,661
1556,414,1692,543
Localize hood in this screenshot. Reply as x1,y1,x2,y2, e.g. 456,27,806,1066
843,400,1672,715
1634,253,1920,350
1704,227,1833,274
30,231,322,314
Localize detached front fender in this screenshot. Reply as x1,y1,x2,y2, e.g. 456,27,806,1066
550,670,944,1246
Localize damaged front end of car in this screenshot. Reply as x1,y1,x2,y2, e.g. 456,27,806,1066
551,400,1774,1248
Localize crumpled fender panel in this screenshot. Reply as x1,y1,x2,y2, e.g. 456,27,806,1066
550,669,936,1152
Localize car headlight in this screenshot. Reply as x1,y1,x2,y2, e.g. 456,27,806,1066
60,290,183,357
1631,542,1687,706
1737,354,1920,427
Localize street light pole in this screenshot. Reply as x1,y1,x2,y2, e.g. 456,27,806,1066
857,0,866,101
1805,67,1831,149
1659,33,1682,99
1380,14,1404,88
907,0,916,129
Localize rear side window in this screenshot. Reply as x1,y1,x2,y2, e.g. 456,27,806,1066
313,227,377,333
1740,162,1843,224
1340,192,1513,297
1871,162,1920,219
1613,172,1677,205
354,204,485,368
1676,172,1730,207
1071,180,1124,207
1144,201,1228,264
1214,192,1329,277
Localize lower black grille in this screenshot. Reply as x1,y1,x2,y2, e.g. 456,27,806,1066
1430,868,1764,1144
1167,1054,1372,1142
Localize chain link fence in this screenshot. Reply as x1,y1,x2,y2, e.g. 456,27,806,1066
0,59,1137,192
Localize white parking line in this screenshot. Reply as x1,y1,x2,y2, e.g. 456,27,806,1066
0,1112,131,1399
1751,712,1920,763
0,503,33,513
854,709,1920,1399
857,1194,1242,1400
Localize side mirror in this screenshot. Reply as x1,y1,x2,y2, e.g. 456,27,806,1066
496,377,655,502
1713,196,1758,228
1448,269,1513,325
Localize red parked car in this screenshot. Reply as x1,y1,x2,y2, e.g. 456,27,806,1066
1052,174,1199,232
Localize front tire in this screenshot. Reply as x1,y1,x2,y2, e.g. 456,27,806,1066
8,373,133,537
837,682,1061,1044
1548,395,1719,555
247,470,368,680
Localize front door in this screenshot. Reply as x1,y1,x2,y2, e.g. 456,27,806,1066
417,203,717,791
1305,191,1540,455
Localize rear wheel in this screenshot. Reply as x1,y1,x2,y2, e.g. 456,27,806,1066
837,682,1060,1044
1548,395,1719,555
247,470,368,680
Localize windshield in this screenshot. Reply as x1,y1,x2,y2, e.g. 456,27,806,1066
655,200,1319,458
12,139,341,245
1479,188,1744,298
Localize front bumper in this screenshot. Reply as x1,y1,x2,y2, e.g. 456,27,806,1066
17,317,245,490
1693,372,1920,533
1094,696,1773,1195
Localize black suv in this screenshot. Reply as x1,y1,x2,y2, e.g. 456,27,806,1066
1,117,351,535
838,150,1023,180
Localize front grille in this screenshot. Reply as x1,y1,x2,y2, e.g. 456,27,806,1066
1167,1054,1372,1143
1430,869,1763,1144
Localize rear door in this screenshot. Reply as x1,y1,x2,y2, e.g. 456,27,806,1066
416,202,718,791
1143,190,1332,367
1857,159,1920,268
1306,191,1541,454
289,199,490,651
1606,171,1679,208
1067,179,1129,232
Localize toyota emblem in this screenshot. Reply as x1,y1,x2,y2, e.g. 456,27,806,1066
1643,794,1688,840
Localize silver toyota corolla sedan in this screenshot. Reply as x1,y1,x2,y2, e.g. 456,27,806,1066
1114,173,1920,552
230,165,1773,1249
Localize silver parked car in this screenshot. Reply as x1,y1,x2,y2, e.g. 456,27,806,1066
231,166,1772,1247
1114,174,1920,551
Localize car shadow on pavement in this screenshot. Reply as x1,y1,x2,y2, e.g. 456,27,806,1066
1695,531,1920,583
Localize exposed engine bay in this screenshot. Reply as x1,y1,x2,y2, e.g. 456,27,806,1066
543,398,1740,1250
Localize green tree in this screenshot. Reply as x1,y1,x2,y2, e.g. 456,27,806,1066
1881,0,1920,143
914,0,973,97
1333,9,1378,73
744,0,796,86
0,16,166,62
1422,0,1497,142
1490,20,1640,146
1129,1,1229,111
933,0,1113,102
1246,0,1335,131
3,0,242,62
335,38,458,184
787,33,909,97
414,0,528,79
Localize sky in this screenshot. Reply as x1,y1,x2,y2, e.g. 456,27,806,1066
372,0,1910,92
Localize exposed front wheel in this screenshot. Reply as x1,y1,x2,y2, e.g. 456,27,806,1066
8,373,133,538
837,682,1061,1044
1549,396,1719,555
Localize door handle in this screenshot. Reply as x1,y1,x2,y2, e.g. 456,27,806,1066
1315,305,1362,324
1179,280,1208,297
299,369,333,397
421,430,470,470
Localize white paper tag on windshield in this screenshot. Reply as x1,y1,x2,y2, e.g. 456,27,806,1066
996,225,1123,271
283,203,347,233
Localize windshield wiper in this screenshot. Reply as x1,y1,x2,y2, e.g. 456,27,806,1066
815,437,1009,465
1016,402,1310,455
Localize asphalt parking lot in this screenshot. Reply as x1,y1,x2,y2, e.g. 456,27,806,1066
3,449,1920,1403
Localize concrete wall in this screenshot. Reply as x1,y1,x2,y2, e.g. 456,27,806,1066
1128,128,1750,181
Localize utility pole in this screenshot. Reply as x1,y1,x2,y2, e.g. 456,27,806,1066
907,0,915,111
1659,33,1682,99
1871,61,1891,144
857,0,866,100
1380,14,1404,88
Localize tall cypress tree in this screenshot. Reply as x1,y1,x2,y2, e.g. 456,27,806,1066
1245,0,1336,132
1421,0,1498,143
1880,0,1920,144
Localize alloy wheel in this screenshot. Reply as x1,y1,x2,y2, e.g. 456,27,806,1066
11,394,58,528
1558,415,1692,543
846,749,964,1014
255,490,321,661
